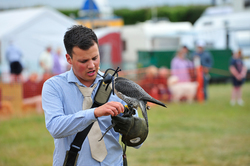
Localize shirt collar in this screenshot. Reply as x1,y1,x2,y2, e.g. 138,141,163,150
67,67,103,87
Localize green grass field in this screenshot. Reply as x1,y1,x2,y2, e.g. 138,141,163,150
0,82,250,166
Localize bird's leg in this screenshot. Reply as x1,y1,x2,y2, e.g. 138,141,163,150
123,104,135,117
129,105,136,116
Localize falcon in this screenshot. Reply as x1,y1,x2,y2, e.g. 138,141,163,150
98,69,167,141
113,77,167,126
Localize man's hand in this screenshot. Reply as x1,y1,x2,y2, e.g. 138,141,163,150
94,101,124,118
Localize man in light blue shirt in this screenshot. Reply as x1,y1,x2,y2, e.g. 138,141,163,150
42,25,139,166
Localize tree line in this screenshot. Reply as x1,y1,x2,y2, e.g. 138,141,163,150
59,5,209,25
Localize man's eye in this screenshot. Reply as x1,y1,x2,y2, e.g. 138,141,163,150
80,60,87,63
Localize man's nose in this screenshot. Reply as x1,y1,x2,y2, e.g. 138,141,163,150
88,61,95,68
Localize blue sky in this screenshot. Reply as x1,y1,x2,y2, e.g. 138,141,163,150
0,0,212,10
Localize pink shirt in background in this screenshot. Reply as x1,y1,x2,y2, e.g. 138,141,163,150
171,57,193,82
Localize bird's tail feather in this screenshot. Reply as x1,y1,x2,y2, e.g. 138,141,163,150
141,97,167,107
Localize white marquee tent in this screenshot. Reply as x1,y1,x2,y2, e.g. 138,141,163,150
0,7,78,81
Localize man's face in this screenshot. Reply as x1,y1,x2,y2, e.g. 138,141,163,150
66,43,100,87
47,47,52,52
197,46,203,53
180,47,188,58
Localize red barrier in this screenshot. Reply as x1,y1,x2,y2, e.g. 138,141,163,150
194,56,204,103
196,66,204,102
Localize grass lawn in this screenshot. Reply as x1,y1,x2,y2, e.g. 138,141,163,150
0,82,250,166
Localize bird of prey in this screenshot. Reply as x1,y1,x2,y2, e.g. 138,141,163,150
113,77,167,127
98,67,167,141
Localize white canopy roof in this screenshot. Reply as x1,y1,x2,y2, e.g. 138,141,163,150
0,7,77,79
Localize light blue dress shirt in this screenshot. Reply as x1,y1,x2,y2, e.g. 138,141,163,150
42,68,130,166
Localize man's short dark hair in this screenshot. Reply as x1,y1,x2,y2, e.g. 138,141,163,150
63,25,98,58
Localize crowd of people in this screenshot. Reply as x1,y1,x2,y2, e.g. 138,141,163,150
4,43,71,113
139,43,247,105
4,38,247,112
5,43,70,83
39,46,70,75
139,42,214,103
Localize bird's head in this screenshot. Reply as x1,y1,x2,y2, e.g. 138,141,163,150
103,73,115,84
98,67,121,95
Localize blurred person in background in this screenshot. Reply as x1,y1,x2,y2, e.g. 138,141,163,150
5,41,23,83
169,46,197,103
191,41,213,100
229,49,247,106
155,66,170,101
139,65,159,100
22,73,42,113
171,46,193,82
39,46,53,75
52,47,68,75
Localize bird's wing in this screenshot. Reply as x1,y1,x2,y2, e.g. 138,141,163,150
115,77,167,107
115,77,152,99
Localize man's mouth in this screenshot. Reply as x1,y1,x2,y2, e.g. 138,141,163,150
87,70,95,76
88,70,95,73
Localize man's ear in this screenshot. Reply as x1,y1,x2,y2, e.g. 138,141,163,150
66,54,72,65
